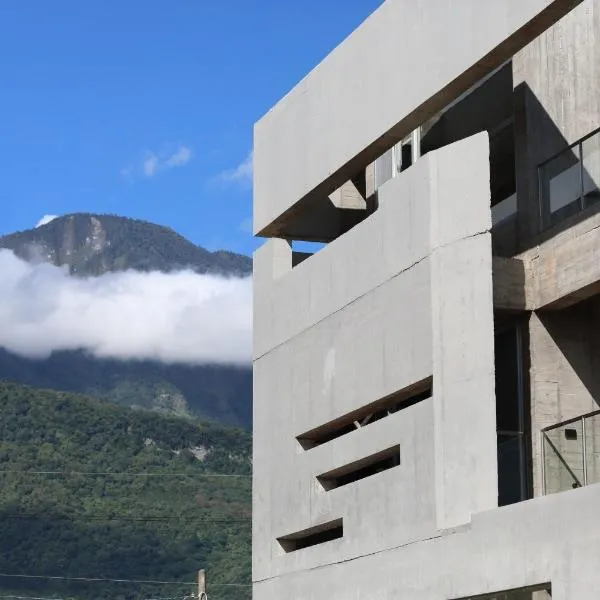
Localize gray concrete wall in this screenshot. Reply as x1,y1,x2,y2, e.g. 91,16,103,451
530,297,600,495
253,2,600,599
514,0,600,244
253,133,498,588
254,483,600,600
253,0,582,238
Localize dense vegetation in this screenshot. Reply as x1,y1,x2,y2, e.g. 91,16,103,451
0,382,251,600
0,213,252,428
0,348,252,429
0,213,252,276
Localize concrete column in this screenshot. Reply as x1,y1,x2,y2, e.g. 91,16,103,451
429,133,498,529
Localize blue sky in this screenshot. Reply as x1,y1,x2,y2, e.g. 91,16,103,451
0,1,383,256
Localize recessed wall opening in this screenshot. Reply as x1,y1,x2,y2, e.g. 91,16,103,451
495,316,532,507
296,377,432,450
454,583,551,600
277,518,343,553
292,241,327,266
317,445,401,491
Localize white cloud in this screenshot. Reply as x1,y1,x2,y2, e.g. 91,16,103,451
0,250,252,366
36,215,58,228
143,153,160,177
123,145,193,180
218,151,253,186
165,146,192,168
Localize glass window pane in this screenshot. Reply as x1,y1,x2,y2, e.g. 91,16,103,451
582,133,600,209
544,420,584,494
585,413,600,486
540,145,582,227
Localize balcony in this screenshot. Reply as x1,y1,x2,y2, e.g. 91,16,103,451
538,126,600,231
543,409,600,494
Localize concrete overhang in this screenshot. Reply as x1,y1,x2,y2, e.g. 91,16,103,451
493,212,600,312
253,0,582,239
525,213,600,310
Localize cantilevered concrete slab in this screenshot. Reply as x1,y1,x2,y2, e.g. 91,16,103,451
253,0,582,239
521,211,600,309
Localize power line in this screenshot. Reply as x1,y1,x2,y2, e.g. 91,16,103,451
0,573,250,588
0,513,250,523
0,596,72,600
0,470,250,479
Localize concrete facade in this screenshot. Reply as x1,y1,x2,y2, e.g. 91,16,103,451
253,0,600,598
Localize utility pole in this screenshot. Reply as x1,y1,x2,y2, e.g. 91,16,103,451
183,570,207,600
198,569,207,600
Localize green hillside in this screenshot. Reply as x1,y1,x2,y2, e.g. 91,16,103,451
0,348,252,428
0,381,251,600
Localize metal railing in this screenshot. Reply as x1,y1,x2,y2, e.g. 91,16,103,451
542,409,600,495
538,125,600,231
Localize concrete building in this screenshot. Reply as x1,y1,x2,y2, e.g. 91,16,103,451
252,1,600,598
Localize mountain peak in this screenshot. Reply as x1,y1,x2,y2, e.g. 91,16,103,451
0,213,251,277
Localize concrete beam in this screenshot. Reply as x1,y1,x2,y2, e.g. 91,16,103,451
495,211,600,311
493,256,528,311
524,213,600,309
254,0,582,238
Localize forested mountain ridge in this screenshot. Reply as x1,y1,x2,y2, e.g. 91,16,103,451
0,213,252,428
0,381,251,600
0,213,252,276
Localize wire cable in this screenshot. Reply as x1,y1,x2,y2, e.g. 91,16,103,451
0,574,248,588
0,470,250,478
0,513,251,523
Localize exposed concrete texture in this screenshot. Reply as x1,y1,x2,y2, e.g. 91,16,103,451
529,299,600,495
253,133,498,584
508,209,600,310
253,483,600,599
253,0,600,597
493,256,528,310
489,208,600,312
253,154,431,360
513,0,600,244
253,0,582,238
429,134,497,528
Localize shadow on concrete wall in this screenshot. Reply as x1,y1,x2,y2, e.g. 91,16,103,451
515,82,600,253
538,296,600,408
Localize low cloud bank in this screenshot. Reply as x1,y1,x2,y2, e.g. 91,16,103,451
0,250,252,365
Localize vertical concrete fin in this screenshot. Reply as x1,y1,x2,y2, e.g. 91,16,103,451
429,132,498,530
253,239,292,360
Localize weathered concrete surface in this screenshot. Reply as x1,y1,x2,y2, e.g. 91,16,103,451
254,483,600,599
254,0,582,238
490,207,600,312
253,154,431,360
429,135,496,529
515,210,600,309
253,133,498,584
514,0,600,245
529,300,600,495
493,256,528,310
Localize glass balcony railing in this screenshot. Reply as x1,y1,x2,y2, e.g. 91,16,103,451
543,410,600,495
538,126,600,230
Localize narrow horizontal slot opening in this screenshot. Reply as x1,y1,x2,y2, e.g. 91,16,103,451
277,518,343,553
453,583,551,600
317,445,401,491
297,377,431,450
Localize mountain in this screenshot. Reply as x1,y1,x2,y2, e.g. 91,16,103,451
0,213,252,428
0,381,251,600
0,213,252,276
